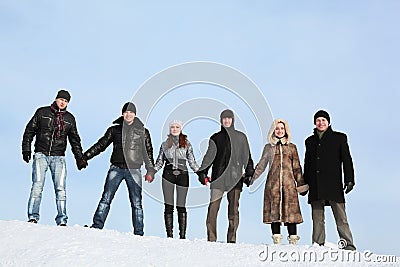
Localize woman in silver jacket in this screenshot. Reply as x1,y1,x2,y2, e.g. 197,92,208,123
154,120,199,239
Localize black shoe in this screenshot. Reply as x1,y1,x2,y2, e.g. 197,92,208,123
59,223,67,226
28,219,38,224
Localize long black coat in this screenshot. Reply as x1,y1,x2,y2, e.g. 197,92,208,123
199,126,254,191
304,126,355,203
22,102,83,159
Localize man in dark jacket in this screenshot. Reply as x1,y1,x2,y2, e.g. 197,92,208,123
303,110,356,250
83,102,154,235
22,89,87,226
197,109,254,243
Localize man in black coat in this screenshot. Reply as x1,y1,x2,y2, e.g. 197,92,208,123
22,89,87,226
197,109,254,243
303,110,356,250
82,102,154,235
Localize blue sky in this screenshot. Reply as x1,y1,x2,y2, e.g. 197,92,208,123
1,1,399,256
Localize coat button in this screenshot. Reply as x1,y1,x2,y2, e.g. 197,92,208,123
317,157,320,160
316,170,320,174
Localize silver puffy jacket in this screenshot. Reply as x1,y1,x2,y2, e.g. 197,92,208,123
154,139,199,172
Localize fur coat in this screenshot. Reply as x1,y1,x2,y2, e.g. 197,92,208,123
253,119,308,224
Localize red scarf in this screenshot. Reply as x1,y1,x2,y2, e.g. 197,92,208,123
50,102,66,139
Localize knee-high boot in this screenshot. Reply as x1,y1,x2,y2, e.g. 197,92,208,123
178,212,187,239
164,213,173,238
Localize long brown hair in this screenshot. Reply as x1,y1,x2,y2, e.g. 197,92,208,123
167,133,188,148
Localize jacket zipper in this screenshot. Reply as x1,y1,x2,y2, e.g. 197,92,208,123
49,116,55,156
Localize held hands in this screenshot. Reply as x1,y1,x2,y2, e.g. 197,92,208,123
144,170,155,183
76,157,88,170
343,182,354,194
197,172,211,186
22,151,31,163
243,175,253,187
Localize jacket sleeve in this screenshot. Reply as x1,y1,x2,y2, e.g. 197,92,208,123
291,144,308,193
142,128,155,171
67,115,84,160
341,134,355,185
243,136,254,177
198,137,217,175
84,127,113,160
153,144,166,172
186,141,199,172
303,139,311,184
22,109,39,153
253,144,270,181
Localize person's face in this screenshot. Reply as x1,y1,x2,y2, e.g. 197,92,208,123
274,122,286,138
123,111,136,125
315,117,329,131
55,98,68,110
170,124,181,136
222,117,233,128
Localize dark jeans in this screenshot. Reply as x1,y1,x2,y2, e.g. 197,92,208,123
92,165,144,235
162,171,189,214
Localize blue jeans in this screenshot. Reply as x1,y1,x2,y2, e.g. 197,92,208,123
27,152,68,225
92,165,144,235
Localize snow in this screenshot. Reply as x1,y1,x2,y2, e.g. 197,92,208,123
1,220,398,266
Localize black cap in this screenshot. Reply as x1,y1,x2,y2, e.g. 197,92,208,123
314,110,330,124
56,89,71,102
122,102,136,114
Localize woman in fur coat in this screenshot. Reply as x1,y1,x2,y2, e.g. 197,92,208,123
153,120,199,239
252,118,308,245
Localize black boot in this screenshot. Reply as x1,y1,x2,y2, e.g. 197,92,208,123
164,213,173,238
178,212,187,239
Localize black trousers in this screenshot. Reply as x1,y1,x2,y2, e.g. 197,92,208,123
271,222,297,236
162,170,189,214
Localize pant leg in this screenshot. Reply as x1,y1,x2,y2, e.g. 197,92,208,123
227,188,241,243
92,166,124,229
27,153,49,221
311,200,326,245
125,169,144,236
329,201,356,250
271,222,281,235
50,155,68,225
206,189,224,242
176,173,189,214
162,175,175,212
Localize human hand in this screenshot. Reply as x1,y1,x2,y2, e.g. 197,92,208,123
144,170,155,183
343,182,354,194
22,151,31,163
76,157,88,170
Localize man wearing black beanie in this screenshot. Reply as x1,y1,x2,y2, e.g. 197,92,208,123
303,110,356,250
82,102,155,235
22,89,86,226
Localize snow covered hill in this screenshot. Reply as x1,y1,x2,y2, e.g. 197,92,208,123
0,220,398,266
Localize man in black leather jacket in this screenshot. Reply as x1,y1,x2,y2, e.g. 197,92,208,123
83,102,154,235
22,89,86,226
197,109,254,243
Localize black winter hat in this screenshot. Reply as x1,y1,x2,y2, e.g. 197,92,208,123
314,110,330,124
122,102,137,114
56,89,71,102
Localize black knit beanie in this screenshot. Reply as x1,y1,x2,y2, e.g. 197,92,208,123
314,110,330,124
56,89,71,102
122,102,137,114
